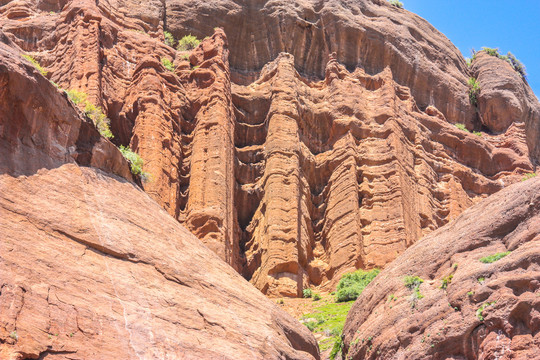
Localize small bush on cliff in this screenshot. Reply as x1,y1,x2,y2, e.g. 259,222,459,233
507,52,527,79
303,288,313,298
479,251,510,264
164,31,175,47
22,54,48,76
119,145,151,182
336,268,380,302
389,0,403,8
177,34,201,51
476,301,496,321
468,77,480,106
439,274,453,290
455,123,469,132
161,57,175,72
312,293,322,301
66,89,113,139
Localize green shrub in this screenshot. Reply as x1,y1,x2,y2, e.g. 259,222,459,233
161,57,175,72
404,276,423,289
439,274,453,290
313,293,322,301
482,47,502,58
22,54,48,76
476,301,496,321
329,336,343,360
303,288,313,298
177,34,201,51
468,77,480,106
389,0,403,8
507,52,527,79
10,331,18,340
336,268,380,302
473,131,482,137
119,145,151,181
65,89,87,105
66,89,113,139
522,173,537,181
455,123,469,132
304,321,317,331
164,31,175,47
479,251,510,264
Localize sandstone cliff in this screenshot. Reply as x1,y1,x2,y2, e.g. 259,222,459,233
0,0,538,298
0,29,319,360
342,176,540,359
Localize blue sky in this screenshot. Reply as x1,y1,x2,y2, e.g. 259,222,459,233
403,1,540,98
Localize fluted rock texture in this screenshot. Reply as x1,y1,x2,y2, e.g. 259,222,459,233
0,31,319,360
1,0,538,298
342,176,540,360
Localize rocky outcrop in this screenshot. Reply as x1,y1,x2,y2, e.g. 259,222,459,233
0,28,319,360
342,176,540,359
1,0,538,298
472,51,540,160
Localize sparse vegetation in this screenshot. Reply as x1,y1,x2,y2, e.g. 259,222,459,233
336,268,380,302
439,274,453,290
476,301,496,321
479,251,511,264
329,336,343,360
478,277,485,283
468,77,480,106
119,145,151,182
66,89,113,139
177,34,201,51
22,54,48,76
455,123,469,132
164,31,175,47
161,57,175,72
389,0,404,8
313,293,322,301
481,47,527,79
473,131,482,137
10,331,18,341
467,291,475,297
522,173,537,181
404,275,424,308
303,288,313,298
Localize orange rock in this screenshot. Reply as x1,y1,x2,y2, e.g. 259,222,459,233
342,176,540,359
0,33,319,359
1,0,538,299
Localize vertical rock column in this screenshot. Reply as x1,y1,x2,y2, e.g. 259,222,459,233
183,31,239,270
247,54,310,297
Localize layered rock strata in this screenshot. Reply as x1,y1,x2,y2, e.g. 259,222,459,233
0,34,319,360
1,0,538,297
342,176,540,360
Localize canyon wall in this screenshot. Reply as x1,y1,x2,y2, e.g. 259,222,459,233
1,0,538,298
0,32,319,359
342,176,540,359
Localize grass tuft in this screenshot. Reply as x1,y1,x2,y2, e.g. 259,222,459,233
161,57,175,72
177,34,201,51
66,89,113,139
164,31,175,47
389,0,403,8
119,145,151,182
22,54,48,76
479,251,510,264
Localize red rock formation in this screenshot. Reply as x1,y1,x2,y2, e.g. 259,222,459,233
342,176,540,359
0,29,319,360
1,0,538,298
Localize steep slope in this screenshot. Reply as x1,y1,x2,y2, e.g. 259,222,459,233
0,33,319,360
0,0,538,297
342,176,540,359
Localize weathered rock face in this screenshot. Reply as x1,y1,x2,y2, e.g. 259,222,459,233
0,30,319,360
342,176,540,359
472,51,540,160
1,0,538,299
